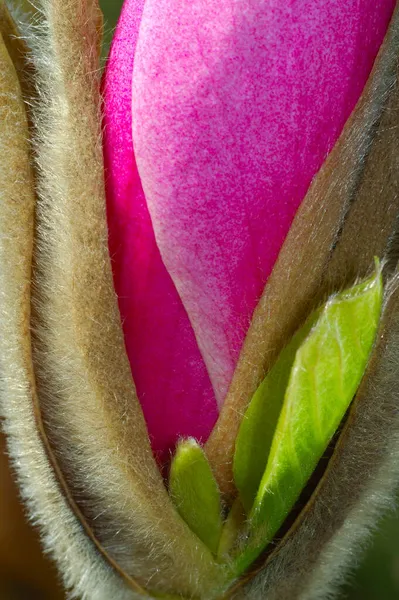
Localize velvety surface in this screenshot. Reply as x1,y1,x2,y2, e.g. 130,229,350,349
103,0,218,460
103,0,394,459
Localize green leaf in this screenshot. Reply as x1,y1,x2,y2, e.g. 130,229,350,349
234,262,383,574
169,438,223,555
233,312,319,513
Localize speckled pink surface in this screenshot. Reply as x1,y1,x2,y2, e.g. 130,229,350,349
103,0,218,462
103,0,394,460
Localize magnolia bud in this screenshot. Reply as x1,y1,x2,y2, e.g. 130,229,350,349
0,2,399,600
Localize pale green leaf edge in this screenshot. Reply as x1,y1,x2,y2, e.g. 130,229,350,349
231,261,383,576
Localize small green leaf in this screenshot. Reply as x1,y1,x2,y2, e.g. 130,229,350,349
234,262,383,574
233,313,319,513
169,438,223,555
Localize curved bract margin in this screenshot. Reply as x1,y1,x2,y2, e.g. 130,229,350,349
1,1,399,600
0,1,222,599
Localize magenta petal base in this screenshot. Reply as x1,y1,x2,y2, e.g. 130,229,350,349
104,0,395,459
103,0,218,462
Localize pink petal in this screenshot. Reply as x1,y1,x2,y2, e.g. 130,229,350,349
132,0,395,405
103,0,218,462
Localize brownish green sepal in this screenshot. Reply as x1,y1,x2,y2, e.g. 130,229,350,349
217,498,246,561
169,438,223,556
234,260,383,575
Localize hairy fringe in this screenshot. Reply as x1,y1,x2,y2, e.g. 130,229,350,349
1,1,36,101
234,278,399,599
2,1,221,598
0,11,136,600
206,2,399,499
6,0,36,21
2,1,399,599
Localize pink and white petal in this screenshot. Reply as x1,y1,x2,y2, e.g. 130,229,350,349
103,0,218,462
132,0,395,406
